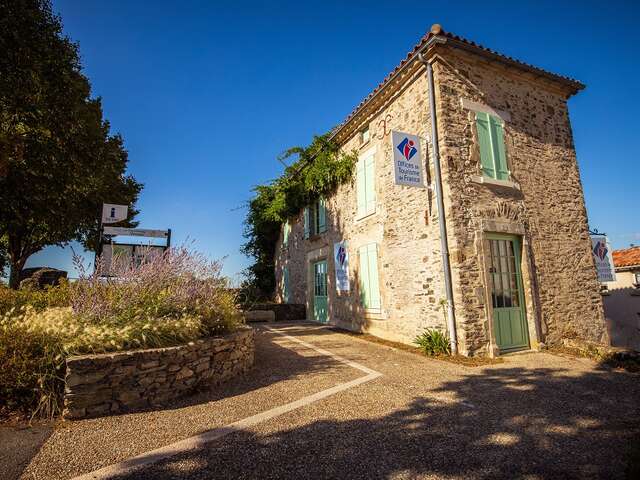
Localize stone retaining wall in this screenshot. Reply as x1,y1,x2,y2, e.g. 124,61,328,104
63,326,254,420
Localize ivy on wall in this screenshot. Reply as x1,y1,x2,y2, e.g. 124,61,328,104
242,133,357,298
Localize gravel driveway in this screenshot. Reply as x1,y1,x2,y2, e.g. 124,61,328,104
7,322,640,479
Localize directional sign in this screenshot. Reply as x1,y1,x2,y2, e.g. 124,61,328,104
103,226,169,238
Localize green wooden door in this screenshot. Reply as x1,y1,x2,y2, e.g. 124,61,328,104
488,235,529,352
313,260,328,323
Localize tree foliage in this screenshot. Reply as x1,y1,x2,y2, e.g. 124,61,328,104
0,0,142,287
242,133,356,298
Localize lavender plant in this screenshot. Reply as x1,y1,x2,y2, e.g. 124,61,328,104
72,245,241,335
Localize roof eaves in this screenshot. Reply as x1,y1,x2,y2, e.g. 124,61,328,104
331,25,585,145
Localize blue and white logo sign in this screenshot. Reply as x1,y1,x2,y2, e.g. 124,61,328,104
590,234,616,282
391,131,424,187
333,241,350,292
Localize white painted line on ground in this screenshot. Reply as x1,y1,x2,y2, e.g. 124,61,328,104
73,326,382,480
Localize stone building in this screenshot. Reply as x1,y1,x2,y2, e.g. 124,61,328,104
274,25,607,356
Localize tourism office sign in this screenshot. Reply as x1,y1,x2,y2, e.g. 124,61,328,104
391,130,424,187
590,234,616,283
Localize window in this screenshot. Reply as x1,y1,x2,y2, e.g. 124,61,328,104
356,151,376,218
475,112,509,180
303,198,326,238
358,243,381,310
634,272,640,287
283,267,290,303
360,126,370,145
282,221,291,247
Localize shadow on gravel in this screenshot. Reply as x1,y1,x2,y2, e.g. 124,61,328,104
126,327,343,415
110,365,640,480
0,423,53,480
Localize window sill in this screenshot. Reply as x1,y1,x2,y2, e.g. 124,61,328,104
363,308,385,319
470,175,520,190
355,210,377,223
305,232,327,241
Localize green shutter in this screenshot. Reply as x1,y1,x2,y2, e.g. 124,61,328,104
365,154,376,214
476,112,495,178
283,267,290,303
317,198,326,233
303,207,310,239
358,245,370,308
489,115,509,180
356,158,366,216
366,243,381,309
283,221,290,246
358,243,381,310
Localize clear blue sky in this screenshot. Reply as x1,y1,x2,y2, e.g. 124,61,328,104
28,0,639,279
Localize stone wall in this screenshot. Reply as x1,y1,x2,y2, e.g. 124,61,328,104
272,39,606,355
63,327,254,419
433,47,606,354
273,67,450,344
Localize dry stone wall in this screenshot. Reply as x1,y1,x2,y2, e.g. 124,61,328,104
63,327,254,419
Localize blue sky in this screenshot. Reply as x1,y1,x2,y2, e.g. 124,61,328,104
27,0,639,279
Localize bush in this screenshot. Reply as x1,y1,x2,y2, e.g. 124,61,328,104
0,280,70,315
415,329,452,356
0,247,241,418
72,246,241,335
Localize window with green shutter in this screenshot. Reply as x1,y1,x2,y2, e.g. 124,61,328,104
475,112,509,180
282,221,290,247
356,152,376,218
303,198,327,238
358,243,381,310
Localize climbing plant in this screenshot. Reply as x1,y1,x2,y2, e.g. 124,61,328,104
242,133,357,298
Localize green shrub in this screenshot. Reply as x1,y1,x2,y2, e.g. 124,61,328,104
0,280,70,315
415,329,452,356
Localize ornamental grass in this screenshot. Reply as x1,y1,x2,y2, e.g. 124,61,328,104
0,246,241,419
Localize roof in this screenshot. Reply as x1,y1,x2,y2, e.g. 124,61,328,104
333,24,585,141
612,246,640,269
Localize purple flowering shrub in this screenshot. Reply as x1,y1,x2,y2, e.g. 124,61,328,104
73,245,241,335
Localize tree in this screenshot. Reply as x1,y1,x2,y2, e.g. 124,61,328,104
0,0,142,288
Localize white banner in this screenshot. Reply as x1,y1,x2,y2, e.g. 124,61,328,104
102,204,128,224
334,241,350,292
591,235,616,282
391,130,424,187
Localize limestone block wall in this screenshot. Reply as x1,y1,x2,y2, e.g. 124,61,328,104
63,327,254,419
433,48,606,354
274,69,450,344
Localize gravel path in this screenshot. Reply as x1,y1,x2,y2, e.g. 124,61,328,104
9,323,640,479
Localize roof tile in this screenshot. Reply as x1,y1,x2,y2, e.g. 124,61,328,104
612,246,640,269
